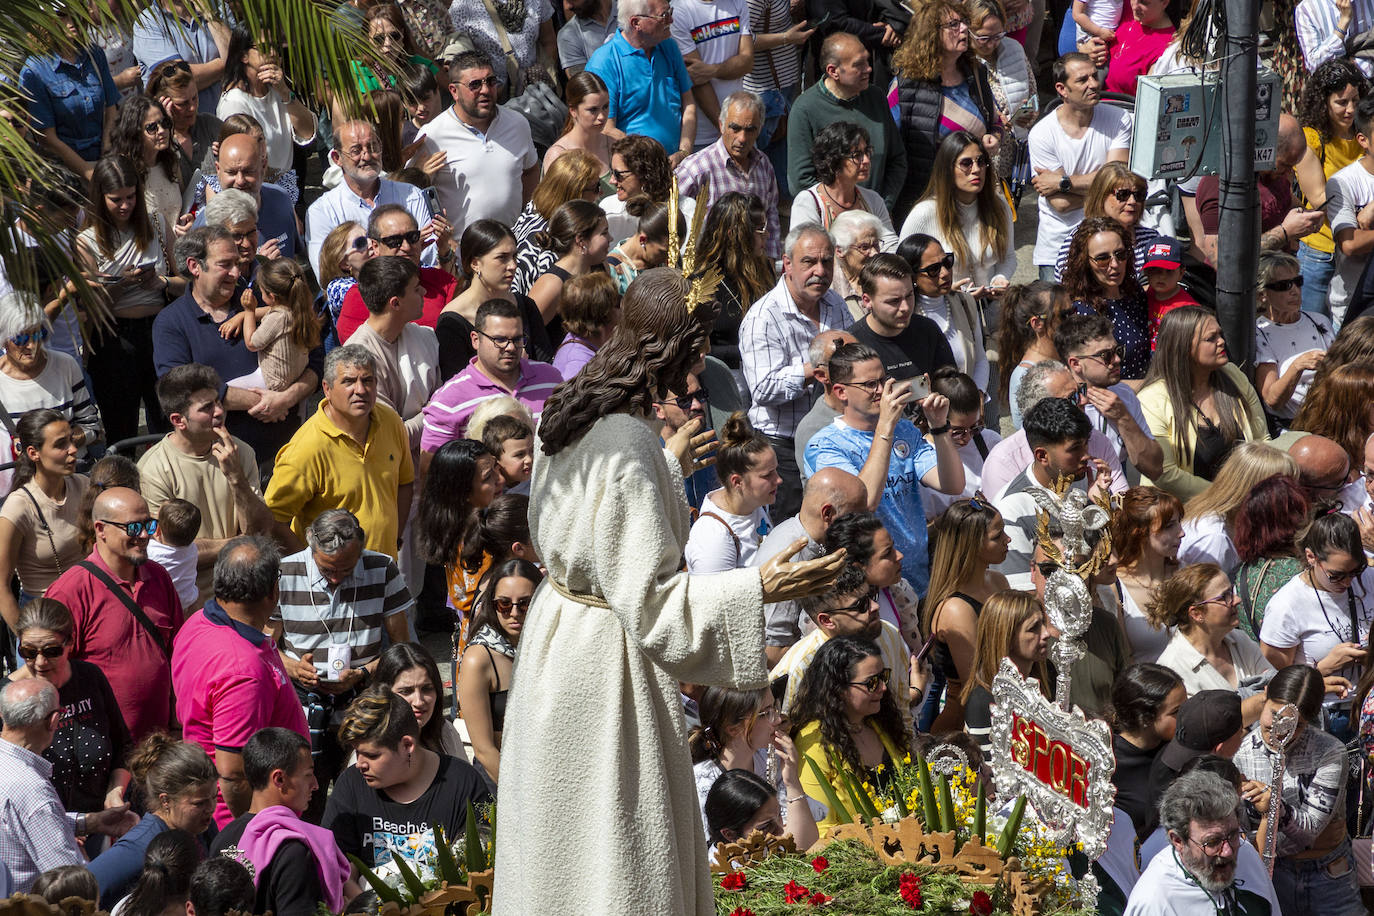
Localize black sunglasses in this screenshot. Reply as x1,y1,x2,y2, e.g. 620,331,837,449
18,644,65,661
372,229,423,248
1265,276,1304,292
917,252,955,277
657,387,709,410
1111,187,1148,203
142,118,172,135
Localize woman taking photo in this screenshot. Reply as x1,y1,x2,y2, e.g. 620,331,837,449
543,71,612,185
526,200,612,327
889,0,1001,215
995,280,1065,427
790,122,898,245
317,221,373,352
373,642,466,759
459,558,542,790
1234,476,1311,641
793,635,913,833
88,735,217,907
217,28,316,194
1110,486,1184,664
829,210,887,318
697,192,774,373
1137,307,1269,500
0,410,89,634
76,155,180,445
108,96,182,237
922,497,1010,732
1053,164,1157,283
606,195,677,294
1234,665,1361,916
600,134,682,241
685,413,779,574
1179,442,1298,575
901,129,1015,293
513,150,604,295
325,688,490,870
1151,563,1275,716
963,590,1052,758
438,219,551,378
1254,250,1334,427
1063,216,1151,379
1109,663,1185,838
2,598,132,815
1295,59,1369,316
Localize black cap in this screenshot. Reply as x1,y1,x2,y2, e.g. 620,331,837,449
1158,690,1244,772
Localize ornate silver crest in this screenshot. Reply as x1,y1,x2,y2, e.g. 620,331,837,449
1261,703,1300,876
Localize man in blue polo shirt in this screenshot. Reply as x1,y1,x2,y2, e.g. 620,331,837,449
586,0,698,163
193,133,301,260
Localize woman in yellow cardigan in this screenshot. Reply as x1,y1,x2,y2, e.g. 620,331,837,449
1137,307,1269,502
792,634,913,834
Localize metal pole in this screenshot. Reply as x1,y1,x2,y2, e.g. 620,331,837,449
1215,0,1260,379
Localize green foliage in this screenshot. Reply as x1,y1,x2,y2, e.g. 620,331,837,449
346,854,405,906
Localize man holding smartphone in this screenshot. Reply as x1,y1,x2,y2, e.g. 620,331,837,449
803,341,964,597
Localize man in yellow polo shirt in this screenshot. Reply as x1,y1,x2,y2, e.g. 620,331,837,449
266,344,414,558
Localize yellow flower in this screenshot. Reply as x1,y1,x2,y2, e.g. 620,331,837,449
875,763,885,774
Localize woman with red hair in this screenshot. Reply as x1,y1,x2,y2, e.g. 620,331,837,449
1233,476,1311,641
1109,486,1185,664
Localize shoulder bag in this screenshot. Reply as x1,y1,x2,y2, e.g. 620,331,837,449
77,559,170,659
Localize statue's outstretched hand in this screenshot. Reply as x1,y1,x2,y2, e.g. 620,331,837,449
666,416,718,477
759,539,847,603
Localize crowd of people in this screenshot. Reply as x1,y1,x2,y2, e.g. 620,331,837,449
1,0,1373,912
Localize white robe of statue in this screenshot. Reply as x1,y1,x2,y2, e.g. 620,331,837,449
491,412,766,915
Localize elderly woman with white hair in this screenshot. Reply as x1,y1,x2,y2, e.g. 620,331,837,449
829,209,889,320
202,187,264,280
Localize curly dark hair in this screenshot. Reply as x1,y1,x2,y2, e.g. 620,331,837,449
790,635,911,777
109,95,179,185
811,121,871,186
1063,216,1141,304
539,267,718,454
1299,58,1370,144
611,135,673,201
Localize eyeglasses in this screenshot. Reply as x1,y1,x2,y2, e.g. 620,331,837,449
9,327,50,347
838,377,886,396
1034,560,1060,579
1111,187,1148,203
610,167,634,183
229,229,257,244
463,75,501,93
849,668,892,693
18,644,65,661
916,252,956,277
636,9,673,20
1318,558,1365,583
1076,344,1125,365
372,229,423,249
1088,248,1129,265
371,30,405,43
949,421,985,438
956,154,991,172
972,30,1006,42
656,387,709,410
1264,276,1304,292
143,118,172,135
100,517,158,537
941,17,970,30
494,595,533,612
477,329,527,350
751,704,783,722
1185,828,1242,857
1192,586,1236,608
343,142,382,159
846,146,874,161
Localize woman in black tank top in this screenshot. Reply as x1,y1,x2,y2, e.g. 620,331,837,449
457,559,543,792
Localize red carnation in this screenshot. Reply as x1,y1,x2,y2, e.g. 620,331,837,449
728,909,755,916
811,855,829,873
808,891,832,905
783,879,811,904
970,890,993,915
899,872,923,909
720,871,747,891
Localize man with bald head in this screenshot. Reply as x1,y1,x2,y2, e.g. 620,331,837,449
754,466,868,663
45,486,184,740
795,328,858,476
305,119,442,280
1290,433,1355,508
195,132,301,259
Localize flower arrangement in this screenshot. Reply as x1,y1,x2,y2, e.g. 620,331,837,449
348,802,496,916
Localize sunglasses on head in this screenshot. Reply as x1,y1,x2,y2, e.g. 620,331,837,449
917,252,955,277
1264,276,1304,292
1111,187,1147,203
18,643,64,661
372,229,423,248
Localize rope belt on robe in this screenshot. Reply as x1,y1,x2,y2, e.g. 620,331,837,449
546,576,612,609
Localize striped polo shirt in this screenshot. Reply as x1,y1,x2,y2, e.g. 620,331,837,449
276,547,414,667
419,356,563,452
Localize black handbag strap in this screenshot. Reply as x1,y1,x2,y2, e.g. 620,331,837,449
77,560,170,658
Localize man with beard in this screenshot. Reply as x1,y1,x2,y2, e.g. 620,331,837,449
45,487,185,740
266,346,413,559
740,224,852,520
194,133,301,259
1126,770,1275,915
991,395,1112,590
768,539,911,715
559,0,619,77
305,120,441,280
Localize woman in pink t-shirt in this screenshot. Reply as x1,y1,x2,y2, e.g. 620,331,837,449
1105,0,1175,97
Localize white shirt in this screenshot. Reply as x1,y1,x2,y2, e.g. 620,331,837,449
899,197,1016,287
217,87,313,173
920,427,1002,520
685,489,770,572
1259,568,1374,677
915,293,989,394
671,0,752,147
1255,312,1334,419
147,539,198,609
1325,156,1374,319
305,178,434,279
1076,0,1121,41
601,192,695,245
419,106,537,237
1128,831,1279,916
1082,382,1152,474
1119,581,1171,664
1028,104,1134,266
1179,513,1239,576
1296,0,1374,77
1154,628,1275,696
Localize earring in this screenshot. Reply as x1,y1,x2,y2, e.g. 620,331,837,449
407,750,413,767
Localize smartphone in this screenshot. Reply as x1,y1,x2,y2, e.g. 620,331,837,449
913,630,938,665
136,261,157,271
908,373,932,400
422,185,444,218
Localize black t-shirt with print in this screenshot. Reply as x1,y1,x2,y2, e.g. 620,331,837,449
210,812,322,916
848,315,957,382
